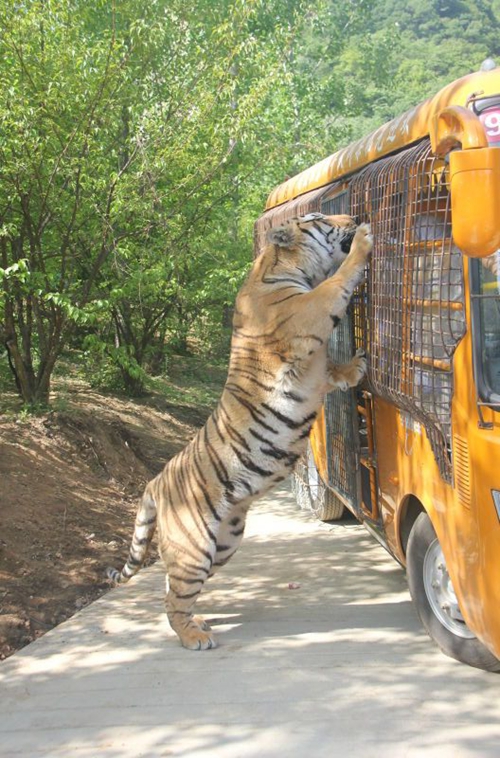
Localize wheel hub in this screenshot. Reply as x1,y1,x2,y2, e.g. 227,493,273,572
423,539,476,639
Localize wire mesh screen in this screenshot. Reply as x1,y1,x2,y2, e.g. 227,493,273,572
324,307,360,503
348,139,466,481
320,191,360,503
255,138,465,485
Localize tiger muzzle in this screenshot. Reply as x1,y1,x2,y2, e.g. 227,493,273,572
340,230,356,253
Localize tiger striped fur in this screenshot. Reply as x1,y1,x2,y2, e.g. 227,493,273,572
106,214,372,650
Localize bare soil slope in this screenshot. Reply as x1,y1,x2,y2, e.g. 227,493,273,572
0,369,221,659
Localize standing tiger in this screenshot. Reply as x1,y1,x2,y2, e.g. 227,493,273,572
107,214,372,650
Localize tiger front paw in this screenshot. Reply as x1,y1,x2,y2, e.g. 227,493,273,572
326,350,367,392
352,223,373,262
350,349,367,384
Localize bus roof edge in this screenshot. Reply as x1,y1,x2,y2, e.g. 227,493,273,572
266,68,500,211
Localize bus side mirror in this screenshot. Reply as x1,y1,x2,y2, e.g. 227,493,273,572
431,106,500,258
448,147,500,258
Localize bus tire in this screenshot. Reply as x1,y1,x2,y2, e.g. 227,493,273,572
406,512,500,672
292,442,344,522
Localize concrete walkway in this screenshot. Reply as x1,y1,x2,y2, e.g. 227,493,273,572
1,484,500,758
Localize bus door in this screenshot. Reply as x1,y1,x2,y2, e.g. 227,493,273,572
321,192,380,523
324,306,380,523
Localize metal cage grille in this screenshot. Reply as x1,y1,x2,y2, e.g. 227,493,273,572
256,138,466,486
348,139,466,481
323,308,360,503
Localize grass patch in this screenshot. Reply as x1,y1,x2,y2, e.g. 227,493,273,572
0,349,227,418
152,354,227,408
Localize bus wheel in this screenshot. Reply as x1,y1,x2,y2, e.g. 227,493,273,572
292,442,344,522
406,512,500,672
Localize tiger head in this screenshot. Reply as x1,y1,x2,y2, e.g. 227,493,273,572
266,212,357,286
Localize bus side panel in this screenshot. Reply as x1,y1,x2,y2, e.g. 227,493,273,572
374,373,500,659
449,326,500,658
369,398,402,559
462,411,500,658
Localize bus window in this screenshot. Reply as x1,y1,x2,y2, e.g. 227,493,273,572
472,251,500,403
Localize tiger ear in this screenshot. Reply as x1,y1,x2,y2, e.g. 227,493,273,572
267,225,296,249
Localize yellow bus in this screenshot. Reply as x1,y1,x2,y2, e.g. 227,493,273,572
254,63,500,671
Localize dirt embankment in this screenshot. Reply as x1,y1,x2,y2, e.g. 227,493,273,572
0,387,215,660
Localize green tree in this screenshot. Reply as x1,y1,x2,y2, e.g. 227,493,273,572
0,0,312,404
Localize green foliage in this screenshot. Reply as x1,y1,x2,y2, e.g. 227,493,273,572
1,0,499,407
330,0,500,140
0,0,313,403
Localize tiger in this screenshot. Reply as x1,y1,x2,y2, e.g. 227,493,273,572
107,213,373,650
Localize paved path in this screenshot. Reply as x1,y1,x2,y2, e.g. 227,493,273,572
1,484,500,758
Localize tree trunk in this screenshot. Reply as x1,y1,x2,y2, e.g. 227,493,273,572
3,294,63,407
4,332,52,406
119,364,145,396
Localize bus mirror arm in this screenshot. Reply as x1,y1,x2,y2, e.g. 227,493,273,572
430,105,489,157
431,106,500,258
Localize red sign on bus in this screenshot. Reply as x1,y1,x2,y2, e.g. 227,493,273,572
479,106,500,144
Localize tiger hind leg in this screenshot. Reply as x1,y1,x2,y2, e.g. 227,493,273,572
208,509,247,578
163,511,247,649
164,562,217,650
